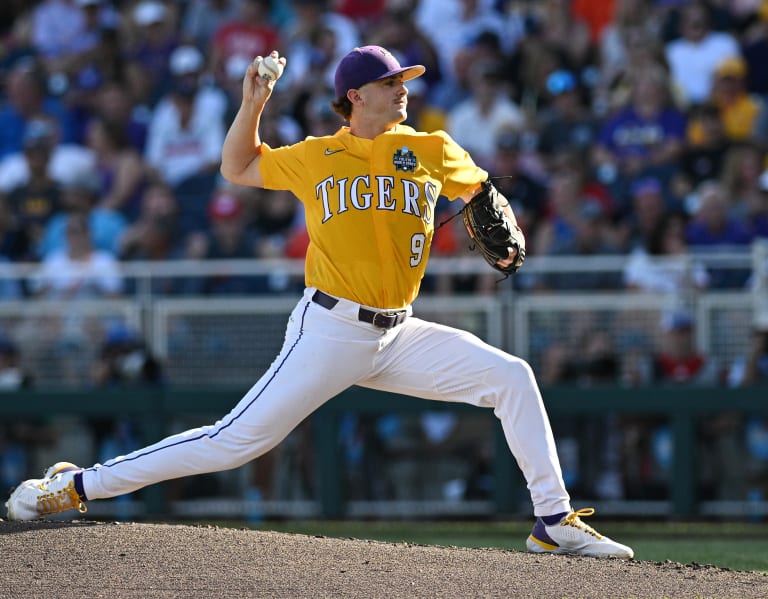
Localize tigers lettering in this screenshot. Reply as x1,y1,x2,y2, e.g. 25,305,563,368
315,175,437,225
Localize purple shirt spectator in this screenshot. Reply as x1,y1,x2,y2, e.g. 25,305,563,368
598,105,687,162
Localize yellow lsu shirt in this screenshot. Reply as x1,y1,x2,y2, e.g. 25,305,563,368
259,124,487,309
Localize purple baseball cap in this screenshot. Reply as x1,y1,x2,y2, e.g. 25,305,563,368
334,46,425,99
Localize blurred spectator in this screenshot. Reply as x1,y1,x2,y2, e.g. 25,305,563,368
118,182,180,260
184,188,262,295
685,180,753,288
530,162,622,289
447,59,524,170
708,55,765,143
719,142,765,223
623,212,710,295
124,0,179,108
728,322,768,387
0,57,75,158
118,182,185,295
84,115,148,220
282,0,359,93
208,0,281,90
28,213,124,299
143,44,226,194
653,310,720,384
598,0,660,91
38,0,120,91
685,179,753,247
618,176,674,251
0,120,63,260
0,117,95,195
664,1,740,106
63,23,128,145
536,70,598,166
676,102,730,194
531,0,593,73
593,65,687,195
597,24,667,118
37,170,127,259
91,322,164,388
181,0,241,49
92,79,150,154
415,0,504,92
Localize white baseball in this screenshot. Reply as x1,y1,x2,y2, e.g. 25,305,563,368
258,55,284,81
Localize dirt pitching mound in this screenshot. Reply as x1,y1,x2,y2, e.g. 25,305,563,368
1,520,765,598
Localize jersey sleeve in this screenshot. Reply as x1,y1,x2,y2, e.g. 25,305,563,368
436,131,488,200
258,142,308,194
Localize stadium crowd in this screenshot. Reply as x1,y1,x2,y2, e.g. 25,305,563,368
0,0,766,297
1,0,768,508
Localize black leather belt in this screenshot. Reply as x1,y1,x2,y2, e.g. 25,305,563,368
311,290,407,330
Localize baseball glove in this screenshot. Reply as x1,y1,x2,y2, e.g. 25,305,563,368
462,180,526,275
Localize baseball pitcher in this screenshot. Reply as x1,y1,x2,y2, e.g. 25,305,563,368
6,46,632,559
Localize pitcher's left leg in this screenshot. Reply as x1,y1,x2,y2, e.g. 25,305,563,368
362,317,633,558
361,317,570,516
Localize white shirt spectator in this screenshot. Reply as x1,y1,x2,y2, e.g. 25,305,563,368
0,144,95,193
144,86,227,186
415,0,505,82
447,67,523,170
29,249,124,298
665,32,740,105
623,248,709,294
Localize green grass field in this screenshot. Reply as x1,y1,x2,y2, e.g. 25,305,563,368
251,520,768,573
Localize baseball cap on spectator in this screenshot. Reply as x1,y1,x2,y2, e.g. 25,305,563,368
103,322,138,348
334,46,425,99
661,310,694,332
170,46,204,76
546,70,576,95
208,192,243,221
715,56,747,79
133,1,166,26
630,176,662,198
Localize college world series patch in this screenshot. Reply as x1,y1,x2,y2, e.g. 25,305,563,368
393,147,417,172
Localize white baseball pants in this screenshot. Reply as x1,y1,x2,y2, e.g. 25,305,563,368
81,287,571,516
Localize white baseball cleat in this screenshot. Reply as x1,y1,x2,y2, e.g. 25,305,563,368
5,462,87,521
526,508,634,559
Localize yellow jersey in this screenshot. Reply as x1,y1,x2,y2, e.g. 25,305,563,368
259,124,487,308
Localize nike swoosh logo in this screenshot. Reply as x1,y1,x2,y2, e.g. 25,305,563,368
324,148,344,155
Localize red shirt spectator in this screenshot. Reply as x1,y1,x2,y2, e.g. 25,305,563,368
209,0,280,87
